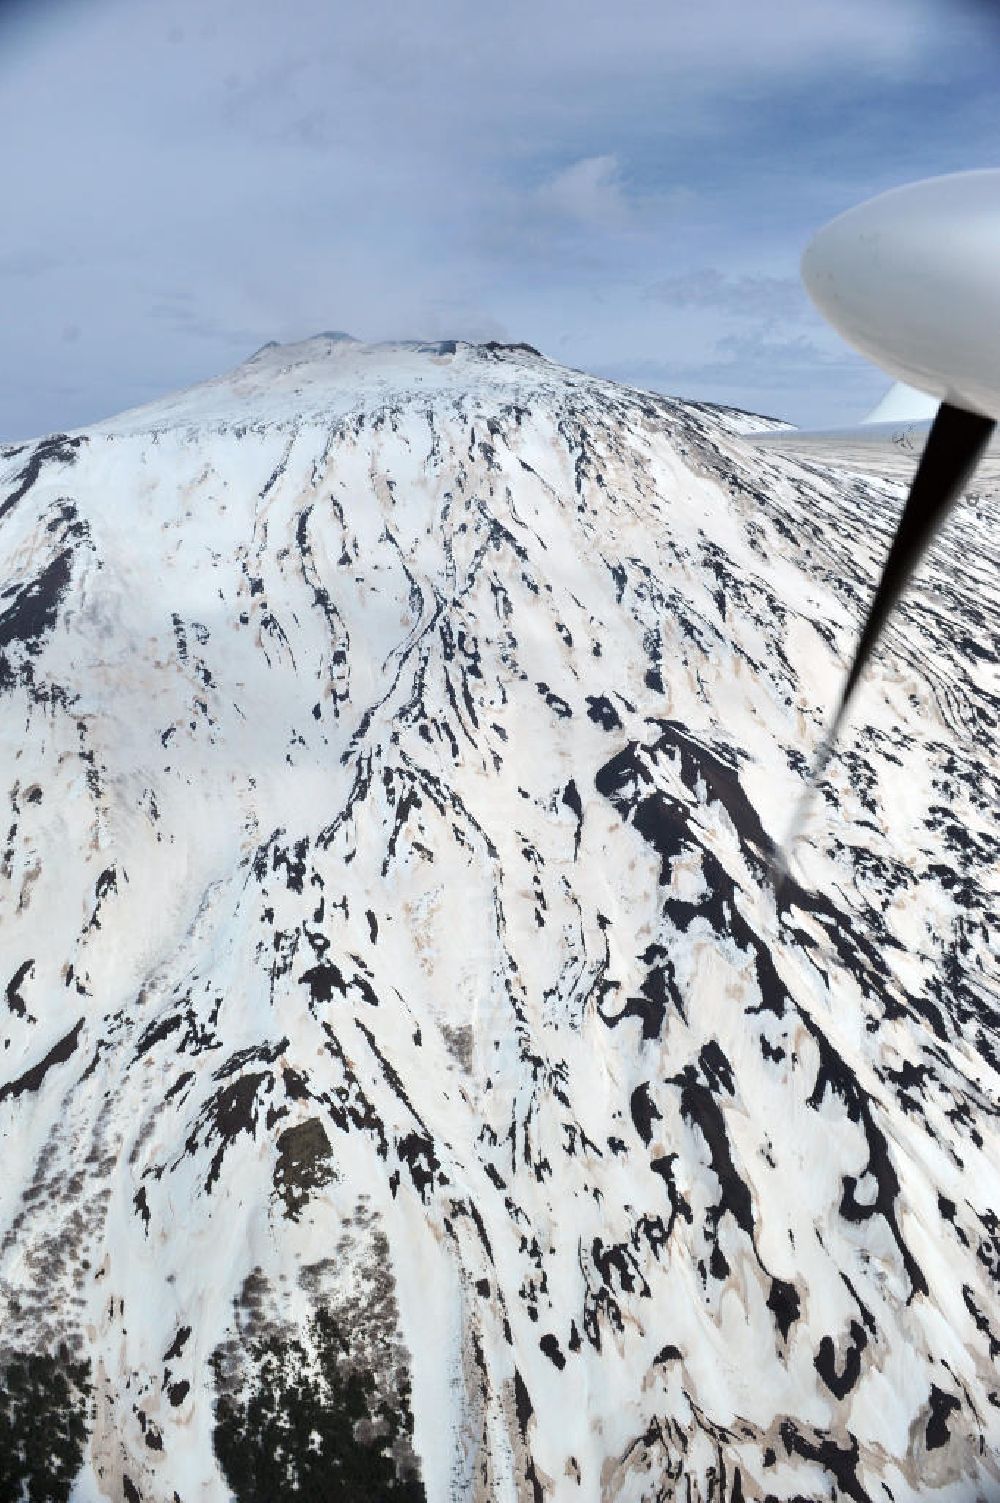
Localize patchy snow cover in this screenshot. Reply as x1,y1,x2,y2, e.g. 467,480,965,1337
0,336,998,1501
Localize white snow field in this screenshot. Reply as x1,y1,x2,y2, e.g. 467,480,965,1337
0,335,998,1501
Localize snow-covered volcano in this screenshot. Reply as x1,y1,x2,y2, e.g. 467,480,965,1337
0,336,998,1501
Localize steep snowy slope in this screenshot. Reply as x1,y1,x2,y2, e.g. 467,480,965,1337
0,336,998,1502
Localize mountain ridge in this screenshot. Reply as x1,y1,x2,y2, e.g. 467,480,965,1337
0,339,997,1501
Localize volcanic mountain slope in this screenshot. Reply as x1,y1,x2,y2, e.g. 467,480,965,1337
0,335,998,1502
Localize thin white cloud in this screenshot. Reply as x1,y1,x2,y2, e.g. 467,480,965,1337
417,301,511,345
598,326,888,427
536,156,629,229
645,269,808,322
0,0,995,437
0,248,69,279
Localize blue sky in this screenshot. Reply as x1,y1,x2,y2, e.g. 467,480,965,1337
1,0,999,439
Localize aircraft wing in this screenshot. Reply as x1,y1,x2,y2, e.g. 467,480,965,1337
746,172,1000,874
742,384,1000,490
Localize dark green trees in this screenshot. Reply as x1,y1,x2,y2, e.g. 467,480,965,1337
0,1346,92,1503
211,1308,425,1502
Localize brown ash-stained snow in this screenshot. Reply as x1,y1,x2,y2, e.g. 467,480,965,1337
0,336,998,1499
